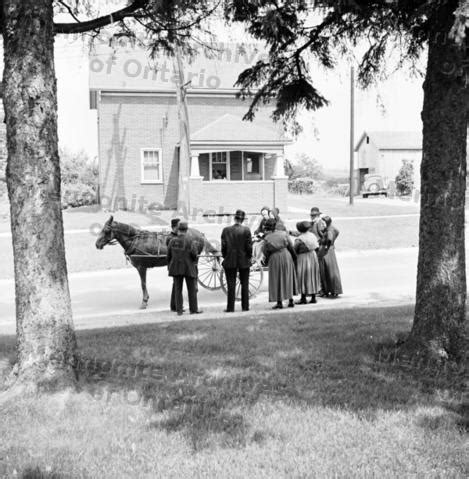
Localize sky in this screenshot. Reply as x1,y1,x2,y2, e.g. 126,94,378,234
52,23,426,173
285,62,425,172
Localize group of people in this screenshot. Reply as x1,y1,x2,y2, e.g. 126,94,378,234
253,205,343,309
165,206,343,315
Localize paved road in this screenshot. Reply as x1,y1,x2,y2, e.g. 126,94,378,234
0,247,420,335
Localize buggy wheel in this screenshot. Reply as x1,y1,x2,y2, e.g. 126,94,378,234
197,255,222,290
220,260,264,300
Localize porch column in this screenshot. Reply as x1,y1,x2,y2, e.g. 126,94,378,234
273,152,287,178
272,151,288,213
190,152,201,178
189,151,203,213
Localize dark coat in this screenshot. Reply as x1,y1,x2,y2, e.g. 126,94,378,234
167,233,199,277
275,217,287,231
221,223,253,269
165,231,178,247
254,217,268,236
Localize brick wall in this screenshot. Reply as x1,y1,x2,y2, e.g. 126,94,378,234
273,177,288,214
98,94,179,210
189,179,275,214
97,93,285,211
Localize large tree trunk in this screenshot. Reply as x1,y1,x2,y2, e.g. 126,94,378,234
3,0,77,389
407,0,468,361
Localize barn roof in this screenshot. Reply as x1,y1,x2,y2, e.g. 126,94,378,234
355,131,422,151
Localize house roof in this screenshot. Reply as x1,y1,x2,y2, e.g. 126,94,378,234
355,131,422,151
190,113,289,145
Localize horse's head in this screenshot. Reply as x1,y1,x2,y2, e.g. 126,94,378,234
95,216,115,249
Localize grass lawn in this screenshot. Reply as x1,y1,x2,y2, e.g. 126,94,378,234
286,193,420,218
0,202,420,279
0,306,466,478
0,193,419,235
329,215,419,250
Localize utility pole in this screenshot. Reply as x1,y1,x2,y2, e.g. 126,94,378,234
349,65,355,206
174,49,191,215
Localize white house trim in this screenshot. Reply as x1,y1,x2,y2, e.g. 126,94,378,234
140,147,163,184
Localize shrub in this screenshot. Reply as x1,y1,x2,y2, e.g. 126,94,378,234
62,183,97,208
60,148,98,208
329,183,349,196
288,177,315,194
395,160,414,196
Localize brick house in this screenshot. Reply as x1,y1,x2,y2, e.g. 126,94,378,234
89,44,290,215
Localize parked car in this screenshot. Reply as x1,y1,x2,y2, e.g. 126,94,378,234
361,174,388,198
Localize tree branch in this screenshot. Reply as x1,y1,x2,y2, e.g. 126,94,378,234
54,0,148,34
56,1,81,24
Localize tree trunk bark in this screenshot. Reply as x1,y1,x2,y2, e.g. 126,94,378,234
3,0,77,389
408,0,468,361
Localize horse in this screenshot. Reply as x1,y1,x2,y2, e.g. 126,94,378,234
95,216,219,309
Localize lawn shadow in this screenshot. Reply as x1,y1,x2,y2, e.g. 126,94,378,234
1,305,466,451
71,305,467,450
21,467,64,479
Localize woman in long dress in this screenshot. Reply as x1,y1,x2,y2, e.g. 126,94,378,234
263,218,297,309
317,216,343,298
294,221,321,304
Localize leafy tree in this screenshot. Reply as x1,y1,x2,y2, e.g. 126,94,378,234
289,153,324,180
60,149,98,208
1,0,215,391
226,0,468,361
395,160,414,196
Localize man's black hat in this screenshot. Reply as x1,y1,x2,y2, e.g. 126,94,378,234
234,209,246,221
310,207,322,216
171,218,181,228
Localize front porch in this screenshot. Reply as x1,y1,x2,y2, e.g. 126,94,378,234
186,114,290,214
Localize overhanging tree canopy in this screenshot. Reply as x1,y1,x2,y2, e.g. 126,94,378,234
225,0,468,361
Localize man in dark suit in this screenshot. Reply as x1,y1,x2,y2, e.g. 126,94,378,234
221,209,253,312
167,221,202,315
166,218,181,312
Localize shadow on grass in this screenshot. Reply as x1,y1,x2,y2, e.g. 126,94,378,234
21,467,64,479
0,305,466,451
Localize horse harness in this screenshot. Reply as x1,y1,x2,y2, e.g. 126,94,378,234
107,222,167,262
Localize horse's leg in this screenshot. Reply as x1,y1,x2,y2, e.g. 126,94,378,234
136,265,149,309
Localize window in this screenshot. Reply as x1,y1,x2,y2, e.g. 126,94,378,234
141,148,162,184
243,152,263,180
211,151,228,180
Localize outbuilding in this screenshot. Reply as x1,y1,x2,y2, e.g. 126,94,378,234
354,130,422,194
